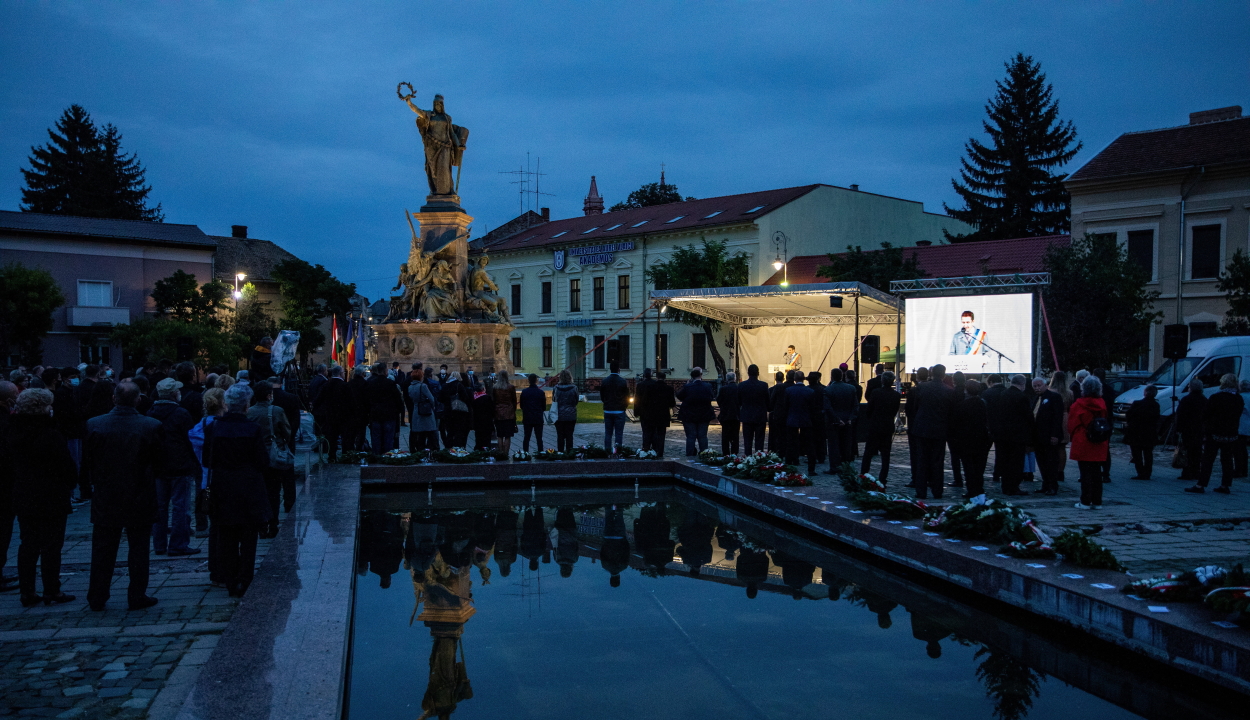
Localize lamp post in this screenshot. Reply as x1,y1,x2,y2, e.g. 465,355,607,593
654,300,667,373
233,272,246,301
772,231,789,287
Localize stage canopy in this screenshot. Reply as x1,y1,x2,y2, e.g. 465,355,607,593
649,282,901,327
649,283,903,378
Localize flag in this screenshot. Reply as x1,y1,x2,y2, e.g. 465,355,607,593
356,318,366,365
330,315,340,365
345,318,356,367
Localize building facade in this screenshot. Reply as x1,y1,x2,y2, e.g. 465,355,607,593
0,211,217,367
473,182,972,385
1066,106,1250,372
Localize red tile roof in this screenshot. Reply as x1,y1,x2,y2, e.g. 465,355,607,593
1067,116,1250,182
477,184,824,253
762,235,1071,285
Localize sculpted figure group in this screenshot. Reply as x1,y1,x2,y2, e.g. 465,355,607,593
385,245,510,326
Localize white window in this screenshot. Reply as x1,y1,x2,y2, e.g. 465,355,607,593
77,280,113,307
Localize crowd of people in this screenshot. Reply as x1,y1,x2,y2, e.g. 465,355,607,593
0,360,301,607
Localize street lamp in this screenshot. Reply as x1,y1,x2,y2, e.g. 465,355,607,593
772,231,790,286
233,272,246,300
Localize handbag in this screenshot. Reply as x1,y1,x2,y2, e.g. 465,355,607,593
1171,444,1188,469
267,405,295,469
203,420,217,517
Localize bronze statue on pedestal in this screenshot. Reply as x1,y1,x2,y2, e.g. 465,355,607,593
398,82,468,199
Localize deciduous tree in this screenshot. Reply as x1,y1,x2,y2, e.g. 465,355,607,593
271,259,356,362
1042,234,1160,371
0,263,65,365
151,270,231,328
609,180,693,211
645,239,749,377
944,54,1080,242
816,242,926,293
1217,249,1250,335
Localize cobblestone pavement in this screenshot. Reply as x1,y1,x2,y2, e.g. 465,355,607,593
0,469,297,719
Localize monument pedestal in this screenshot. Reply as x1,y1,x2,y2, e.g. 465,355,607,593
373,322,514,376
414,205,473,290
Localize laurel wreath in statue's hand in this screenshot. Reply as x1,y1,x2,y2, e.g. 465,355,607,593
397,82,416,101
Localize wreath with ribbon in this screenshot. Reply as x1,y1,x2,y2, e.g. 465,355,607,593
397,81,416,101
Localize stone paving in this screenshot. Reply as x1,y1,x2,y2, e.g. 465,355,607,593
3,412,1248,717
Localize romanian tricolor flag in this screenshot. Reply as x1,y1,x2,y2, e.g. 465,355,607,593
345,318,356,367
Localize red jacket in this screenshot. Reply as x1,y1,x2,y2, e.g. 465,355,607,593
1068,397,1108,462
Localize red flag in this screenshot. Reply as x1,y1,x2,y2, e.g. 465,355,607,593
331,315,340,365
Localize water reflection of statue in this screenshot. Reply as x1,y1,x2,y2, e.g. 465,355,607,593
465,254,510,325
399,84,468,198
410,551,476,720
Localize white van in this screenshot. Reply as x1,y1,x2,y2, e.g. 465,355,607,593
1112,336,1250,430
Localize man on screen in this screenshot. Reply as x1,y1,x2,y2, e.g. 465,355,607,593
950,311,987,355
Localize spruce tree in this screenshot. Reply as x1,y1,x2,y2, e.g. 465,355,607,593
944,54,1080,242
20,105,164,221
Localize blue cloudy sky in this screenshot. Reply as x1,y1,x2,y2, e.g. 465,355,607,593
1,2,1246,301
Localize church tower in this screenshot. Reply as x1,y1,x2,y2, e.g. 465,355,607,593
583,176,604,215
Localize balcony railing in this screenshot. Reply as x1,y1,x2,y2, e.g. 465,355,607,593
68,306,131,327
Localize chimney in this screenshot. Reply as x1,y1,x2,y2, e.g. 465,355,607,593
849,184,860,191
1189,106,1242,125
540,207,550,221
583,176,604,216
231,225,248,238
915,240,932,247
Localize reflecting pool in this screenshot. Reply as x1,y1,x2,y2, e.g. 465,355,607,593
347,486,1236,719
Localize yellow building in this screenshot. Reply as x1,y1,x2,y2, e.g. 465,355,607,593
472,180,972,385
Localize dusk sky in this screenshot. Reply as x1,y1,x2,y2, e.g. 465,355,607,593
1,2,1246,302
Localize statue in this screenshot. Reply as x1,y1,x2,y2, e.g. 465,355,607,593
465,254,510,325
398,82,469,199
419,259,462,321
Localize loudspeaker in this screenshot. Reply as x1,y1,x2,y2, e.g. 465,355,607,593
1162,324,1189,360
830,296,843,308
606,339,621,366
861,335,881,365
176,336,194,362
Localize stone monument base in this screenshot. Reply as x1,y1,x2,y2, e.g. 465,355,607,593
372,322,514,377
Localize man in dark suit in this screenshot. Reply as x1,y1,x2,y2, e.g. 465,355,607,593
737,365,771,454
784,371,817,474
365,362,405,455
908,365,958,499
981,374,1006,484
860,371,901,483
825,368,859,472
1031,377,1065,495
269,375,302,509
994,375,1036,496
676,368,716,456
716,372,741,455
1125,384,1161,480
806,371,827,466
347,366,371,451
768,371,791,456
307,364,328,435
638,370,676,456
318,366,352,460
903,366,929,488
951,379,991,498
864,364,886,401
84,381,163,611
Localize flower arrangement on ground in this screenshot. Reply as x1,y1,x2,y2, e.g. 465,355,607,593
1049,530,1124,570
433,447,490,464
615,445,638,458
721,451,784,479
511,450,533,462
925,495,1038,544
1125,564,1248,602
771,470,811,487
697,449,736,466
635,449,659,460
838,471,930,519
574,443,610,459
535,448,573,461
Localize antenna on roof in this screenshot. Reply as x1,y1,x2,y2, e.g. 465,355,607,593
660,162,666,187
498,152,554,214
